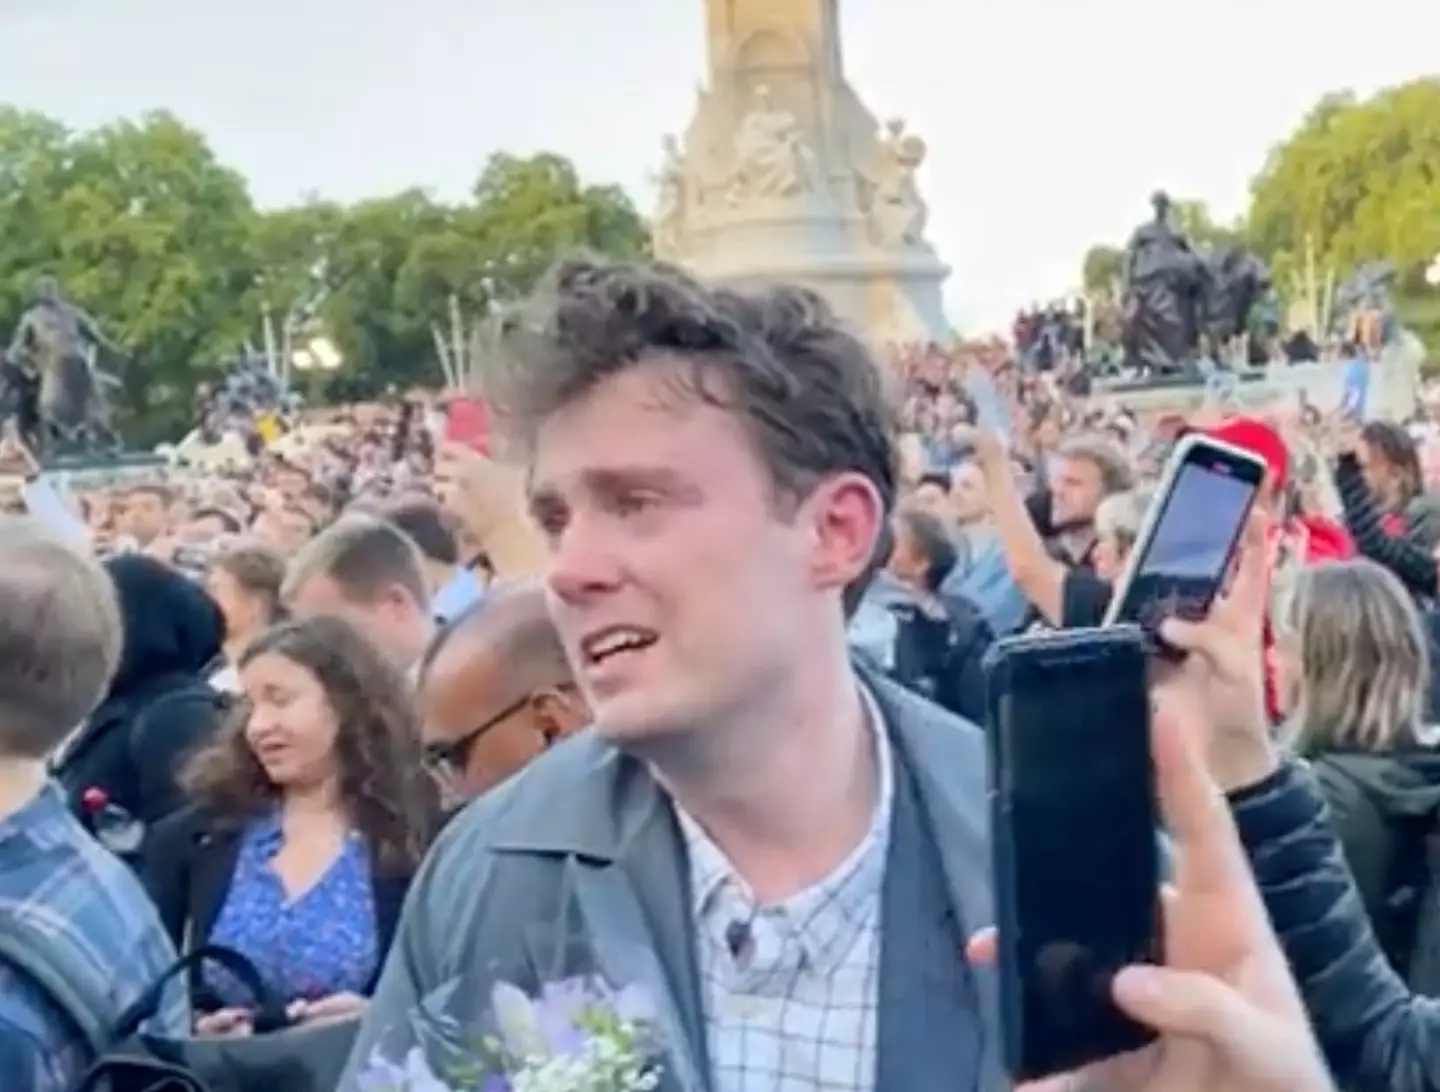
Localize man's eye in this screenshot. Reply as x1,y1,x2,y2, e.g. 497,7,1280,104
536,515,567,541
614,493,655,516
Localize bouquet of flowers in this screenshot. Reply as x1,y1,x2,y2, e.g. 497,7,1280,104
354,967,665,1092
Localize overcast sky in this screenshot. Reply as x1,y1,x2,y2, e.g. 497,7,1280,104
2,0,1436,330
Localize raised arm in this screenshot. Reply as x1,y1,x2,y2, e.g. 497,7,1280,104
951,425,1067,625
1333,450,1437,598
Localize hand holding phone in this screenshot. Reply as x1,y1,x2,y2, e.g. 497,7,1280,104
972,676,1330,1092
1103,432,1267,654
986,626,1161,1081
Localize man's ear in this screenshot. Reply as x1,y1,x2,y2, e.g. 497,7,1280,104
531,687,588,743
843,519,893,620
803,471,884,598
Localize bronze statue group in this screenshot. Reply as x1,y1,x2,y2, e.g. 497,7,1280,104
0,276,126,460
1119,191,1277,379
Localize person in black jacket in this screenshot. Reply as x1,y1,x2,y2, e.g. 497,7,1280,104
1159,515,1440,1092
1332,444,1440,721
1274,558,1440,977
52,554,227,830
1334,443,1438,600
886,506,994,723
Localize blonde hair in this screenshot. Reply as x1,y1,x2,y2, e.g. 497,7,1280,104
1279,558,1430,751
283,514,427,608
1094,488,1153,552
1055,434,1134,496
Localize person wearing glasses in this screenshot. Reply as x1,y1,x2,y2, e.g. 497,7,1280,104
418,579,589,802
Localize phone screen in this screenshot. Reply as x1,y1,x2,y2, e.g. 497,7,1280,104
1110,445,1262,630
991,635,1159,1079
444,397,490,455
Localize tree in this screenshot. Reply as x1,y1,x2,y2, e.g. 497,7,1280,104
1082,245,1124,297
0,107,72,324
1168,199,1245,251
245,200,343,330
317,189,453,393
0,104,654,426
1247,80,1440,280
469,152,650,300
0,111,257,441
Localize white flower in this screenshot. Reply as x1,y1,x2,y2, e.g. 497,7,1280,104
492,980,552,1062
507,1035,658,1092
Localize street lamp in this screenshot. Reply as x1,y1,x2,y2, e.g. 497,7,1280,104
291,336,343,374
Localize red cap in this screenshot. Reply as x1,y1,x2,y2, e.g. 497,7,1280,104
1206,417,1289,490
79,787,109,815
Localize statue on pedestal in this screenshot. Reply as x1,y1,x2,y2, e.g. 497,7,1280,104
2,275,125,458
728,85,817,204
652,134,690,259
1201,247,1274,365
864,118,928,247
1121,192,1211,377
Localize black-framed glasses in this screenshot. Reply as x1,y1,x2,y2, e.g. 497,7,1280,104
423,694,531,777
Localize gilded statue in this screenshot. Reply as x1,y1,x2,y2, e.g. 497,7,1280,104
728,85,816,204
866,118,928,247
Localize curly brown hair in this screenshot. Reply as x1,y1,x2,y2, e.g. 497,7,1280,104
180,615,439,873
481,255,900,521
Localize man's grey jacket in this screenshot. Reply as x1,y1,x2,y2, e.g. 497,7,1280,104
339,671,1005,1091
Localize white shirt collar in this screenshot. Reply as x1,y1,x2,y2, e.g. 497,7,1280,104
675,683,895,918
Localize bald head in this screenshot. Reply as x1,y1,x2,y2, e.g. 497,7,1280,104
426,579,571,692
418,578,588,800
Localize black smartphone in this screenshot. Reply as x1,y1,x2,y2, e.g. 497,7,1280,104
986,626,1161,1082
1103,432,1267,646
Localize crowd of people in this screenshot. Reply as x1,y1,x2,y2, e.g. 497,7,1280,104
7,253,1440,1092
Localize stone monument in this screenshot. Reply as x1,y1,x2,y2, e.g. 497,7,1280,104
651,0,951,342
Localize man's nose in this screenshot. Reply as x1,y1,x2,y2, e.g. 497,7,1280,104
546,518,625,602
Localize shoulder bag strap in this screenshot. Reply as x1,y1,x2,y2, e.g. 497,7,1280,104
111,943,289,1040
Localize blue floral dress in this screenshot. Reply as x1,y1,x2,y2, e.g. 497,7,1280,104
206,811,379,1006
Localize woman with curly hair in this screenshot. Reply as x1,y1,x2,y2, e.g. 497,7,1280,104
140,615,441,1035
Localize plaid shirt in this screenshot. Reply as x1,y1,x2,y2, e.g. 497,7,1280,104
0,781,187,1092
676,688,895,1092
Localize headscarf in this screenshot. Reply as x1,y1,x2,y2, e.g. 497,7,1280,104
101,555,226,701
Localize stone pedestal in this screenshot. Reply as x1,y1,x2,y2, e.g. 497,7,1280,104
651,0,951,343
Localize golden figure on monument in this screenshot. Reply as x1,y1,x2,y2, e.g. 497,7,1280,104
728,85,816,204
864,118,928,248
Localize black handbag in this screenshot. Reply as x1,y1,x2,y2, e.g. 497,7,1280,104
76,945,360,1092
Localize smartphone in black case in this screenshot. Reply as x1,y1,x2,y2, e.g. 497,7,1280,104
986,626,1161,1081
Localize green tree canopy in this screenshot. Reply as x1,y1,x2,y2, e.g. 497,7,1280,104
1247,80,1440,280
0,109,257,439
0,106,651,437
1081,244,1124,297
1168,199,1246,251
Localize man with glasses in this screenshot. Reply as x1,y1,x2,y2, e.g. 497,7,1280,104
417,579,589,801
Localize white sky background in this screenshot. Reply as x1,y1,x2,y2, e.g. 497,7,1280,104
1,0,1436,332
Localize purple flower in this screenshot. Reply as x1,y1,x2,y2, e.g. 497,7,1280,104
491,975,655,1063
355,1046,454,1092
533,988,587,1057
